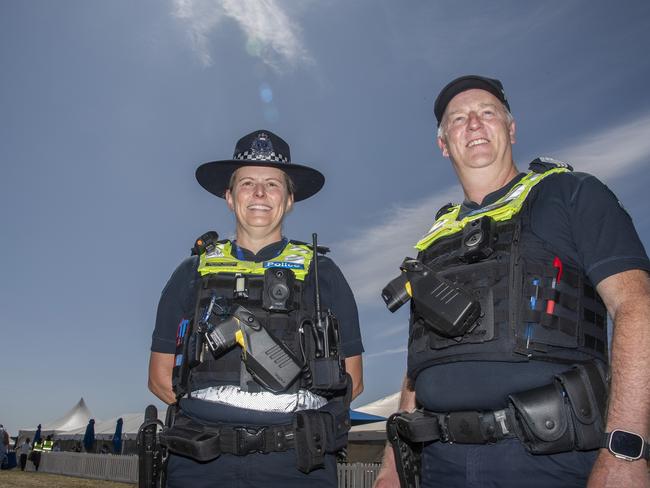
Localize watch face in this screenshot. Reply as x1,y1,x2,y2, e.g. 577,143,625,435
610,430,644,460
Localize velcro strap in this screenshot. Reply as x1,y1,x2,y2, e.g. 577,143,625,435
446,412,485,443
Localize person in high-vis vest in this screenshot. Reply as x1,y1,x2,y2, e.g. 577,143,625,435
42,435,53,452
31,439,43,471
148,130,364,488
374,76,650,488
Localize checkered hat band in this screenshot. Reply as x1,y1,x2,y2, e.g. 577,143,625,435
234,151,288,163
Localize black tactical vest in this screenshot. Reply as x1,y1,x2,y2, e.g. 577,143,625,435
407,166,609,381
184,240,316,394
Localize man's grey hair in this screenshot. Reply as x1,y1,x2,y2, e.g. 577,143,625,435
437,103,514,139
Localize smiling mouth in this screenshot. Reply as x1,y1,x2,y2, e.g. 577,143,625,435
248,204,272,211
467,138,489,148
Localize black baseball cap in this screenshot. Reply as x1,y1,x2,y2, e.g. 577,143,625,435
434,75,510,126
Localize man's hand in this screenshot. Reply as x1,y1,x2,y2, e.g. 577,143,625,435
373,375,417,488
587,450,650,487
592,269,650,487
373,444,401,488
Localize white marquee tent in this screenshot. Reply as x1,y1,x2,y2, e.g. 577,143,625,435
17,398,164,443
349,392,400,441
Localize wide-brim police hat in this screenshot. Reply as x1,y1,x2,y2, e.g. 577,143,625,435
195,130,325,202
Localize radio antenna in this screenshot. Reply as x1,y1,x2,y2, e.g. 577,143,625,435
312,233,322,318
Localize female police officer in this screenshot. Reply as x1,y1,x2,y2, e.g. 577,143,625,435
148,130,363,487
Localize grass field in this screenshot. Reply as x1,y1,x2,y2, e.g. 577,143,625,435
0,470,134,487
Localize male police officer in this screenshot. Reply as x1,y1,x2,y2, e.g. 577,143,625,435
375,76,650,487
149,130,363,487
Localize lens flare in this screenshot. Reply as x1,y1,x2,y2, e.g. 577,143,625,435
259,83,273,103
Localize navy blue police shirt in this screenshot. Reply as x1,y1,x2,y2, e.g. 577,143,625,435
151,239,364,422
415,170,650,412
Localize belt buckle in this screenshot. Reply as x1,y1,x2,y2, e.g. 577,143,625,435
235,426,266,454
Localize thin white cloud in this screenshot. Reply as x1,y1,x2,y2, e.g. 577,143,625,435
337,185,461,306
338,111,650,307
552,113,650,181
364,346,407,359
172,0,313,70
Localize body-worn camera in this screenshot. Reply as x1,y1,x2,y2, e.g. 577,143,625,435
381,258,481,338
459,216,496,263
262,267,295,312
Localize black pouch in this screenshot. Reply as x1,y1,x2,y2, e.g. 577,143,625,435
556,363,607,450
394,410,441,443
159,413,221,462
293,410,327,473
509,381,574,454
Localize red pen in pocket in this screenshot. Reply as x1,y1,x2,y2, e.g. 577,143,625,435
546,256,563,314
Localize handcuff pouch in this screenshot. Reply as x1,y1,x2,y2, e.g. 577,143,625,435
509,381,574,454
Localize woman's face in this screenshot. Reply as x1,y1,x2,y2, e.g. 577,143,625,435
224,165,293,235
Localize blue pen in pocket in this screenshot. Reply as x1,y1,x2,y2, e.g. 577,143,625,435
175,319,189,367
525,278,540,352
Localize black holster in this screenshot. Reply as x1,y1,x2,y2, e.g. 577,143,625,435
137,405,167,488
387,412,428,488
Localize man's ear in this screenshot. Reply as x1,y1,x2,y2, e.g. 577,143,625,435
509,120,516,145
437,136,450,158
224,189,235,211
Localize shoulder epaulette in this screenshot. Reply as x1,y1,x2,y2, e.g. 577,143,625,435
435,203,456,220
289,239,330,254
529,157,574,174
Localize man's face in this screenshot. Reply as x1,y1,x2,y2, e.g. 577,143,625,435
437,88,516,172
224,165,293,233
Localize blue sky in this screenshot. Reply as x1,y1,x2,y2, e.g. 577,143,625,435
2,0,650,434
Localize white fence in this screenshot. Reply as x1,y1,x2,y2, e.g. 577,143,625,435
29,452,380,487
338,463,381,487
27,451,138,483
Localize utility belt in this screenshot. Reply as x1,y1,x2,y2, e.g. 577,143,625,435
160,389,351,473
388,361,608,488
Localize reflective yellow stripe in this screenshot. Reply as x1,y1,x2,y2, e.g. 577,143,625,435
415,168,568,251
198,241,314,281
